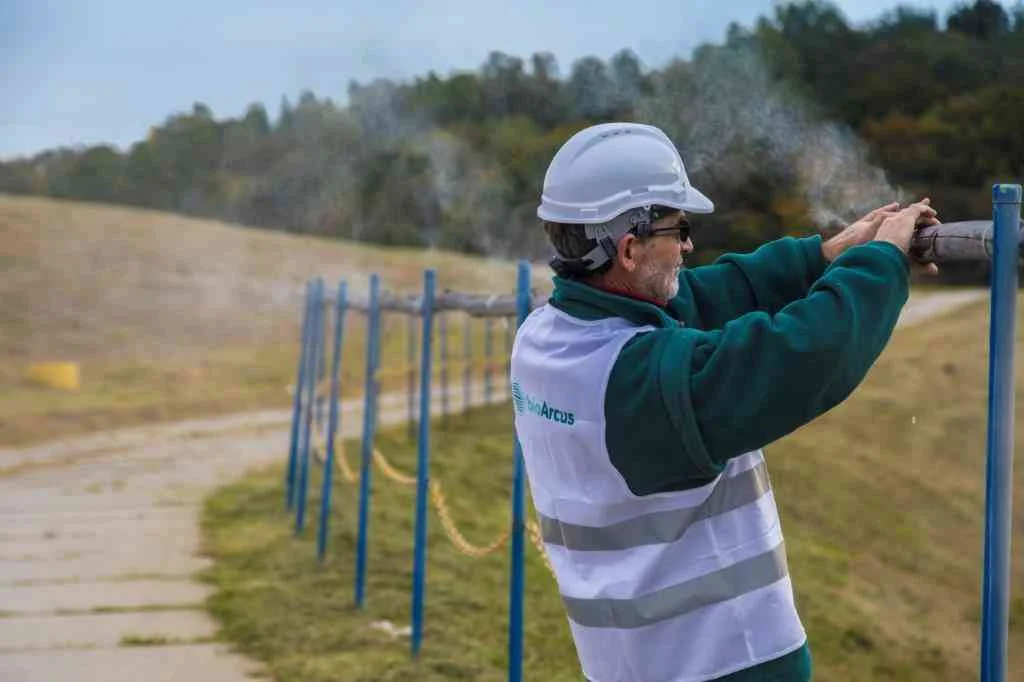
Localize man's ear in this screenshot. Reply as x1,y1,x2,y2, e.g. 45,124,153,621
617,234,640,273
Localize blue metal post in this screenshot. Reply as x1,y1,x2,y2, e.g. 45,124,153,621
411,269,436,657
296,278,324,535
407,312,417,438
508,260,531,682
440,312,449,423
287,280,313,511
355,274,381,608
980,183,1021,682
485,317,494,403
463,314,472,411
318,280,348,562
317,294,327,437
505,316,514,388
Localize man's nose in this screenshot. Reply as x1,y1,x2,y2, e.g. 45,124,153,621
680,237,694,254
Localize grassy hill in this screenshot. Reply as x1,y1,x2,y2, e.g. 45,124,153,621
0,195,546,446
202,298,1024,681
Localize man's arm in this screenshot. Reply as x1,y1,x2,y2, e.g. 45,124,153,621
676,204,902,330
605,240,910,491
675,235,828,330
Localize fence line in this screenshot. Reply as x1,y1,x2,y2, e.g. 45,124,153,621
285,261,537,676
312,435,553,567
282,184,1021,682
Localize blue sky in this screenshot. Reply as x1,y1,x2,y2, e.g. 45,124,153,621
0,1,1013,159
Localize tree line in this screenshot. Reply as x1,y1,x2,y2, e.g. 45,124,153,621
2,0,1022,280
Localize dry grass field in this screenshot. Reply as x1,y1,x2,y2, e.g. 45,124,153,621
0,195,546,446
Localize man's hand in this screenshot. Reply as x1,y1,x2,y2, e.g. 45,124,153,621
822,202,900,262
874,197,942,276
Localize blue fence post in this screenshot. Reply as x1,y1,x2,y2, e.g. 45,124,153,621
355,274,381,608
408,312,417,438
440,311,449,424
485,317,494,403
317,291,327,438
287,280,313,511
508,260,531,682
318,280,349,562
980,183,1021,682
411,269,436,657
504,316,514,389
463,314,472,412
296,277,324,536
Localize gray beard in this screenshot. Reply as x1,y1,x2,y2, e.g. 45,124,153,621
637,257,680,301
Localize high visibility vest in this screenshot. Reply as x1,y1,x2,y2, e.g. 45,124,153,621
511,305,806,682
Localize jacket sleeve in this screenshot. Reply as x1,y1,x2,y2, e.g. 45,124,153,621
604,241,911,490
676,241,910,468
676,235,829,330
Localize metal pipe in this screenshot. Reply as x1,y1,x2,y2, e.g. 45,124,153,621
316,291,327,437
507,260,531,682
463,314,472,411
910,219,1024,263
318,280,348,563
411,269,436,657
485,317,494,404
440,311,449,423
407,312,417,438
342,291,547,317
286,280,313,512
355,274,381,608
295,278,324,536
980,184,1021,682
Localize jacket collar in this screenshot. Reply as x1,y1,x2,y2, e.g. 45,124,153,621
548,276,686,329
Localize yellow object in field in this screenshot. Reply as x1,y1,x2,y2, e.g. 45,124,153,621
26,362,80,391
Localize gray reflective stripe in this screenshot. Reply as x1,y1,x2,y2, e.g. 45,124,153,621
541,462,770,551
562,541,789,629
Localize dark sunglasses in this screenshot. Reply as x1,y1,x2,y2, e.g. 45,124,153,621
646,217,692,242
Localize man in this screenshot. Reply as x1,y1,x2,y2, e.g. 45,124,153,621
509,122,939,682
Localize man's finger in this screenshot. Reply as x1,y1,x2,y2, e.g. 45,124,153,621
870,210,901,225
904,204,937,220
867,202,900,219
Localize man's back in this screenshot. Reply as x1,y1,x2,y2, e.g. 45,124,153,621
512,305,807,682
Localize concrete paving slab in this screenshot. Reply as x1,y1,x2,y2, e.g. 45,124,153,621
0,552,210,583
0,610,220,651
4,506,197,525
0,494,195,514
0,580,210,615
0,516,196,542
1,531,199,562
0,644,264,682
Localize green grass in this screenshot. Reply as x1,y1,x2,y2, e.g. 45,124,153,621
202,403,574,682
203,299,1024,681
119,634,215,647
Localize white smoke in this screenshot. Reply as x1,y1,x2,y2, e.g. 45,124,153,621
639,42,908,231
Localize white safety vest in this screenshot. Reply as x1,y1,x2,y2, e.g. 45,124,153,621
510,305,806,682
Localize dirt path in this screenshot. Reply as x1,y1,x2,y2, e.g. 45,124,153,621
0,288,988,681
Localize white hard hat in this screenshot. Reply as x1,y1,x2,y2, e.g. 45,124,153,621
537,122,714,224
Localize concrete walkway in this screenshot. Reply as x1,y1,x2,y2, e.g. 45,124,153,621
0,381,508,682
0,288,987,681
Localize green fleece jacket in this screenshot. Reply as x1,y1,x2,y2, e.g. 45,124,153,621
550,235,911,682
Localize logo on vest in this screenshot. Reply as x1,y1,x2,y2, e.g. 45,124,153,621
511,381,575,426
